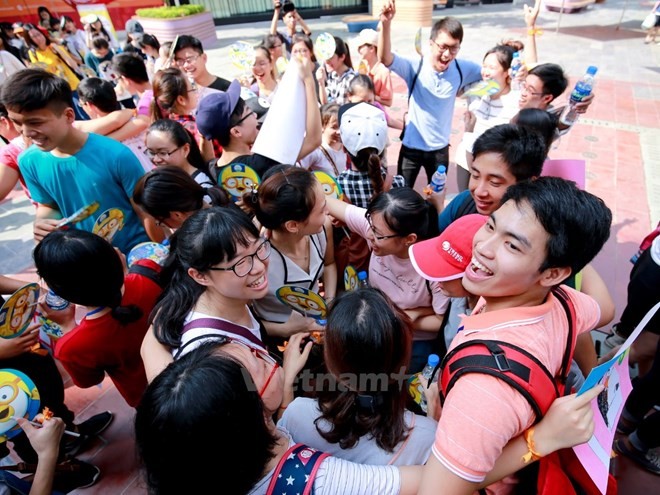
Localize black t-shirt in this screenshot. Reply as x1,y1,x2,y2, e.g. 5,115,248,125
210,153,280,183
208,76,232,92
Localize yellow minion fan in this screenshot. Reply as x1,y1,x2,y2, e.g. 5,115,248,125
220,163,261,201
92,208,125,243
0,369,40,442
313,171,344,201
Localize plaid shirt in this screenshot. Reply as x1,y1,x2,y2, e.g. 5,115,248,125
338,169,405,209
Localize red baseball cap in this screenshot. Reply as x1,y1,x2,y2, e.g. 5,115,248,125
409,214,487,282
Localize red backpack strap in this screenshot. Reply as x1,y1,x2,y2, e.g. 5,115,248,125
551,286,578,392
266,443,330,495
439,339,558,421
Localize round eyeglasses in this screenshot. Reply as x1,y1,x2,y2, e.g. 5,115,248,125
208,239,271,277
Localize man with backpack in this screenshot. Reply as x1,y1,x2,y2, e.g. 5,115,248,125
417,177,615,494
378,0,481,188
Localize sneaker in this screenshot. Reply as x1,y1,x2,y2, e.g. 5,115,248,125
51,459,100,493
614,438,660,475
76,411,113,436
63,411,114,456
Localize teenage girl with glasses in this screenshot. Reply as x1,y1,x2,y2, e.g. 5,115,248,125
146,119,214,188
326,188,447,373
140,207,272,381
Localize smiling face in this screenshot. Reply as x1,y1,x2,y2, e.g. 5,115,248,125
321,115,340,147
468,152,517,216
174,47,207,82
145,129,188,168
463,200,554,311
365,212,411,258
196,235,270,304
518,74,552,110
8,105,73,152
481,52,509,94
429,31,460,73
252,49,273,83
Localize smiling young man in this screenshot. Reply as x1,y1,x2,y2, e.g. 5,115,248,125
378,0,481,187
1,69,153,253
173,35,231,93
435,123,547,233
419,176,613,495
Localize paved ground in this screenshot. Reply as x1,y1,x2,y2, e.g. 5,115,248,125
0,1,658,492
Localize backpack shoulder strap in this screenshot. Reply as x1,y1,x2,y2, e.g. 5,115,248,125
439,339,558,422
266,443,330,495
182,317,265,349
551,286,578,390
407,57,424,104
128,259,164,288
455,59,463,90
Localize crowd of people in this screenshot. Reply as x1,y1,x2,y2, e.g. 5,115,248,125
0,0,658,493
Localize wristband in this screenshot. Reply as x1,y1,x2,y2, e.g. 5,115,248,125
528,27,543,36
522,427,543,463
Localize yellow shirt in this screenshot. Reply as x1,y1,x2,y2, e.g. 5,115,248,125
28,45,80,90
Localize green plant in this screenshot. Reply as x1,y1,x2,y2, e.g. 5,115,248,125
135,4,205,19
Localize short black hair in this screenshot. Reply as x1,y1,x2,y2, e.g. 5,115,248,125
431,17,463,43
501,176,611,275
112,52,149,84
529,63,568,100
91,35,109,51
1,68,72,114
77,77,119,114
472,124,546,182
173,35,204,55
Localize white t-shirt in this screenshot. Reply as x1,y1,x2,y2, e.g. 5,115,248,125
248,428,401,495
279,397,436,466
298,143,349,176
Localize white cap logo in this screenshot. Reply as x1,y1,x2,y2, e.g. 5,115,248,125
441,241,463,263
442,241,450,251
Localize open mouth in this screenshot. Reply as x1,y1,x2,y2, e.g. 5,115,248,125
470,257,493,276
248,275,266,289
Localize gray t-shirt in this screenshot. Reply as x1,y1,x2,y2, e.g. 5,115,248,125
278,397,436,466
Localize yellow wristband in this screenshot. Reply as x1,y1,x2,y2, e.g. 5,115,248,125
522,427,543,463
528,27,543,36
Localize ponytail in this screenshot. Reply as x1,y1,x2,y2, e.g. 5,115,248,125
366,151,384,198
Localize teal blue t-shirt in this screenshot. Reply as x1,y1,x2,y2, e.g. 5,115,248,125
19,133,149,254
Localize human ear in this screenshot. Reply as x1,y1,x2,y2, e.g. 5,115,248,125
283,220,299,234
187,267,213,287
539,266,572,288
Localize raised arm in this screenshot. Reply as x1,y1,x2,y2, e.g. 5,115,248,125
523,0,541,67
295,10,312,36
378,0,396,67
269,2,281,35
297,57,322,160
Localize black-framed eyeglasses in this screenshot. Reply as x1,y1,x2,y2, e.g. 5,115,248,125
235,110,255,127
146,146,181,159
208,239,271,277
366,217,402,241
520,83,546,97
430,39,460,55
174,53,200,66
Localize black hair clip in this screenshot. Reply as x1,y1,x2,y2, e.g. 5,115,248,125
250,185,259,204
355,393,385,414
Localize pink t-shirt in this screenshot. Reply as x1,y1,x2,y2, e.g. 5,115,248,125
370,62,393,106
344,204,449,340
137,90,154,117
0,137,32,203
432,287,600,493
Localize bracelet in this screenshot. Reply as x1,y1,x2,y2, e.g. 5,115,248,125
521,427,543,463
528,27,543,36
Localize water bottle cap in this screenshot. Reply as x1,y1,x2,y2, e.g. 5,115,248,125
427,354,440,366
357,271,368,281
512,51,520,58
587,66,598,75
317,319,327,325
436,165,446,173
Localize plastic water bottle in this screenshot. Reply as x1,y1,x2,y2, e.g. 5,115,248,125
510,51,523,91
418,354,440,413
429,165,447,193
358,271,369,288
45,289,70,311
559,66,598,127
